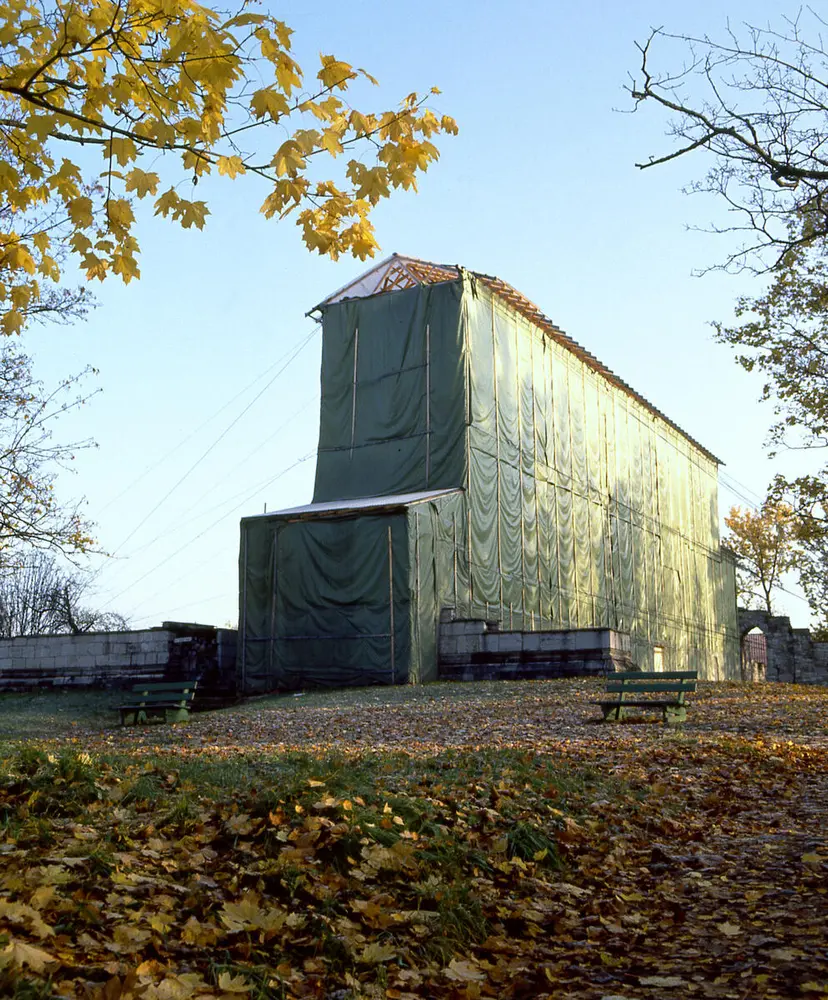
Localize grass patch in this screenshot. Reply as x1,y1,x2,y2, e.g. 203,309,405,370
0,737,643,998
0,690,119,739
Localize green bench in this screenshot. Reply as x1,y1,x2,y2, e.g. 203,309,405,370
119,680,197,726
596,670,698,725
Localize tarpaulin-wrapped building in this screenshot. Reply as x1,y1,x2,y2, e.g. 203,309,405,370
238,255,739,692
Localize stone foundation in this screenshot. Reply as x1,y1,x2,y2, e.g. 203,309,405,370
438,613,634,681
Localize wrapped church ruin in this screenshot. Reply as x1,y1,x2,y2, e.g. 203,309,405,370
238,255,739,691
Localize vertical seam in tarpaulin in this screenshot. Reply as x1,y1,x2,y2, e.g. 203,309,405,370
515,310,526,628
462,285,474,612
649,425,659,646
625,398,635,639
604,407,618,629
568,364,578,625
639,424,649,646
491,298,504,617
349,325,359,460
415,508,421,681
270,530,279,688
425,322,431,486
585,377,595,624
430,501,440,678
387,524,395,685
241,530,248,693
452,512,458,609
531,326,542,627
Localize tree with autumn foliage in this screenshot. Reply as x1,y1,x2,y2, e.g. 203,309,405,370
723,503,804,613
0,0,456,554
713,244,828,530
0,0,457,335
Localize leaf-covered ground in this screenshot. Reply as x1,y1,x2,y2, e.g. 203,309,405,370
0,679,825,999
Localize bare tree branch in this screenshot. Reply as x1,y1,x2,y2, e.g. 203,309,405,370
629,14,828,270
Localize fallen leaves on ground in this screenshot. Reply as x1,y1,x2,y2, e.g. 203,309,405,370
0,679,824,999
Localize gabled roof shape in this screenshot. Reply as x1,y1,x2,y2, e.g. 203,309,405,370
311,253,721,466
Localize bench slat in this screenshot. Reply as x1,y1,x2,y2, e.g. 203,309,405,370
121,698,190,707
605,681,696,694
125,691,193,702
599,699,685,708
610,670,698,681
131,683,196,693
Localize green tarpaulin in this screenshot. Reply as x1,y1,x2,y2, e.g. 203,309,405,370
239,270,738,692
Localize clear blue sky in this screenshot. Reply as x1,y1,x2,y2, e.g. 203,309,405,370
26,0,812,628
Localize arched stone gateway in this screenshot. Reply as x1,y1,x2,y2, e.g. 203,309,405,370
737,609,828,685
740,626,767,682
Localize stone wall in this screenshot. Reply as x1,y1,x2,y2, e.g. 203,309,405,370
0,629,173,690
738,609,828,685
438,614,634,681
0,622,240,694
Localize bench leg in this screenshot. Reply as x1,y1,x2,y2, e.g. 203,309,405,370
120,709,136,726
164,707,190,723
664,705,686,726
602,705,627,722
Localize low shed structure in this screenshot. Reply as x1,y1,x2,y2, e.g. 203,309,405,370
240,489,463,691
239,255,739,692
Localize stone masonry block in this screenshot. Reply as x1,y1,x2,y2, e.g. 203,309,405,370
537,632,566,652
439,637,459,657
493,632,522,654
573,630,600,651
462,621,486,636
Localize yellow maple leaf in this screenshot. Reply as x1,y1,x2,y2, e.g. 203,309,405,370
217,971,250,994
181,916,219,947
154,188,182,218
125,169,160,198
108,137,138,166
220,894,287,933
107,923,152,954
177,200,209,229
26,115,56,141
106,198,135,231
0,938,57,973
444,958,486,982
217,156,245,179
0,899,53,938
250,88,289,121
67,196,94,228
318,55,353,90
272,141,305,177
359,942,396,964
2,309,24,335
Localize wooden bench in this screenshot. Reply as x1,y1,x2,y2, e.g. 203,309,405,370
119,681,197,726
596,670,698,725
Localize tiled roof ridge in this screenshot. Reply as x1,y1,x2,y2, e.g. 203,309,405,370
393,254,721,466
